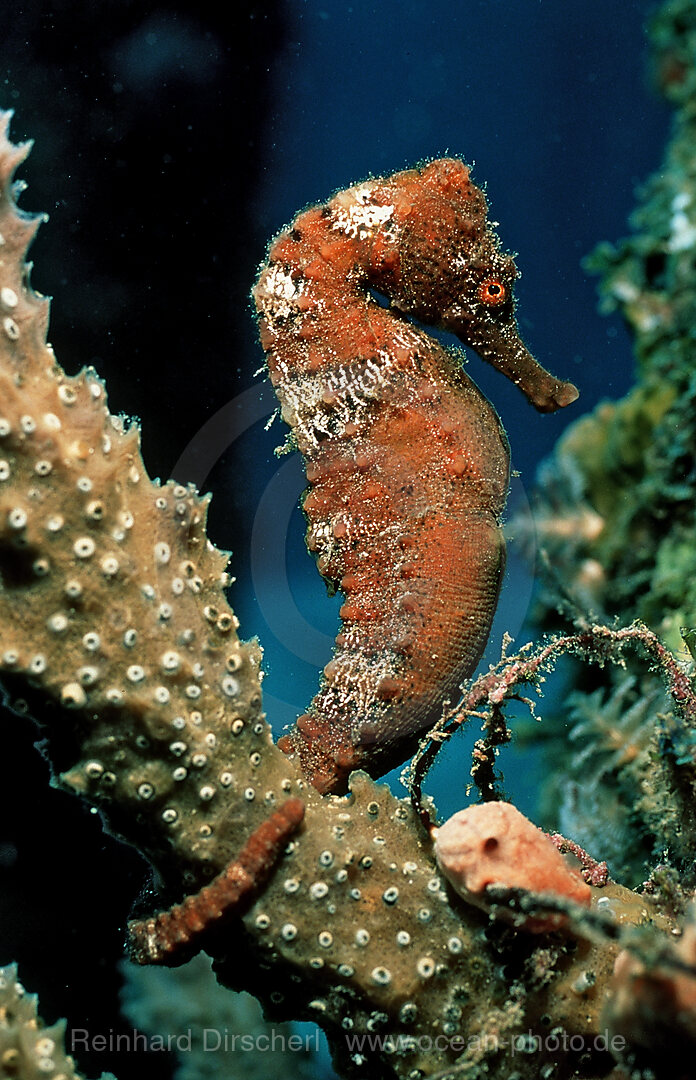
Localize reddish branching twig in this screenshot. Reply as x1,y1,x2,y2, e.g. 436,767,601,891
548,833,609,887
407,621,696,830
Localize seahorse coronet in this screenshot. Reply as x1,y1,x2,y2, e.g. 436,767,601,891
254,158,578,795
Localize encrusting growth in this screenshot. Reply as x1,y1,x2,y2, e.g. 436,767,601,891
0,965,103,1080
254,159,578,795
0,111,285,883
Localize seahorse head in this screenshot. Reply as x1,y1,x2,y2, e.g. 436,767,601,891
370,158,578,413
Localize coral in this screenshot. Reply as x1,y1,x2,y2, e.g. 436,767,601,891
552,677,668,884
0,115,271,884
0,964,114,1080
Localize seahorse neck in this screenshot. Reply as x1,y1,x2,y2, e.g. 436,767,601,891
254,184,421,457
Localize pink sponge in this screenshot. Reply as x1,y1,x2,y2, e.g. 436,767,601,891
434,801,591,931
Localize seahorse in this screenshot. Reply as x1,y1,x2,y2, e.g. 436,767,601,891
253,158,578,795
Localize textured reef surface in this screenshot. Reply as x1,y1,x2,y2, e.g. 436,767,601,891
529,0,696,895
4,3,696,1080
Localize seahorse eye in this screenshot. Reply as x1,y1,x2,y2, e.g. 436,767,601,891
478,279,507,306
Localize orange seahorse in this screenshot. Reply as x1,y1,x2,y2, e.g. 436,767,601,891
253,159,578,795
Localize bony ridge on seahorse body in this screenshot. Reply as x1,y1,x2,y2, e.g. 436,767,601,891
253,158,578,795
